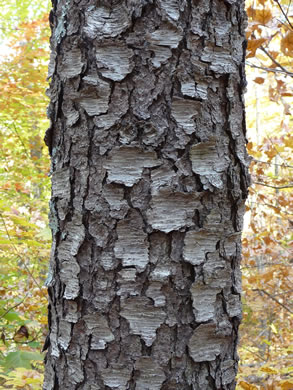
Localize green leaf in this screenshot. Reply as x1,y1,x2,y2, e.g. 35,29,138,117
1,351,43,370
25,239,42,247
26,341,41,349
0,311,21,322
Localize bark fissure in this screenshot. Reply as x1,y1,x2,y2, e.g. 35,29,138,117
44,0,249,389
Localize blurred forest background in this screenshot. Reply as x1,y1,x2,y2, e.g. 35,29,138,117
0,0,292,388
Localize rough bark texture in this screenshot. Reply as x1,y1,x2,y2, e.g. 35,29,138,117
44,1,249,389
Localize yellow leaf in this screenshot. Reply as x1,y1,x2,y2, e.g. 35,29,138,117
253,8,273,25
238,381,259,390
254,77,265,84
281,90,293,97
284,136,293,148
268,50,279,59
246,6,254,18
281,380,293,390
246,143,252,152
281,31,293,57
270,323,278,334
260,366,278,374
247,38,267,58
265,148,277,159
263,270,274,282
263,236,273,245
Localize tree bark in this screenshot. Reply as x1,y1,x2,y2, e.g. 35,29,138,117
43,0,249,389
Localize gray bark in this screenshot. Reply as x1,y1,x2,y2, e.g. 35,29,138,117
43,0,249,389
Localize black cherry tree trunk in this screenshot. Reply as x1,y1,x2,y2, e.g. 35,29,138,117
43,0,249,389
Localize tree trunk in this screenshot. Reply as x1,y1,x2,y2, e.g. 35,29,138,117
43,1,249,389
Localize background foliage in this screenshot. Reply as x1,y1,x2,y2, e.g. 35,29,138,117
239,1,293,389
0,1,51,388
0,0,292,388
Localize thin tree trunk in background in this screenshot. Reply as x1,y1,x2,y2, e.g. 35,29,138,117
43,1,249,389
